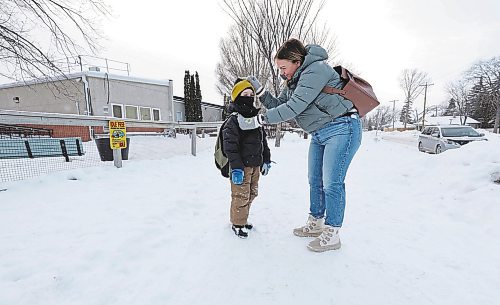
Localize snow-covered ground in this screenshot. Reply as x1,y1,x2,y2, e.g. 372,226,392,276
1,130,499,305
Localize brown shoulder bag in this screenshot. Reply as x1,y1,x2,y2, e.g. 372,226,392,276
322,66,379,118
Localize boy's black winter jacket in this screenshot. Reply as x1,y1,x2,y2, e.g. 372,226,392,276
222,103,271,171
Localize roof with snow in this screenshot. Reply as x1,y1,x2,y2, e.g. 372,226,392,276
417,116,479,125
382,121,416,128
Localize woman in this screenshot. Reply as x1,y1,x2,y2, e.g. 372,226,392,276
246,38,362,252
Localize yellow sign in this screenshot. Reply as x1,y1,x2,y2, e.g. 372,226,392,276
109,120,127,149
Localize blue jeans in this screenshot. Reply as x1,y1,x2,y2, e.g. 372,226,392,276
308,114,362,227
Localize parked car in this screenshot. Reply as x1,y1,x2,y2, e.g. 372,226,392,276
418,125,487,154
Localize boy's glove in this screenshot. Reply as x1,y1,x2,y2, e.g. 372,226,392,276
231,169,244,185
246,76,264,97
237,113,266,130
261,163,271,176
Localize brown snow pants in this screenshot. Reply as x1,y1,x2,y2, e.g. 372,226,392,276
230,166,260,226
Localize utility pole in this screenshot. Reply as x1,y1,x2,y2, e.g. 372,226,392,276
375,107,381,138
419,82,434,130
388,100,397,131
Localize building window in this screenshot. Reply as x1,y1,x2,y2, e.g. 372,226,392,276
111,104,123,118
176,111,183,122
152,108,161,121
140,107,151,120
125,105,138,119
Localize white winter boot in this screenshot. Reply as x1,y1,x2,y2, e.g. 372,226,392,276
307,225,341,252
293,215,325,237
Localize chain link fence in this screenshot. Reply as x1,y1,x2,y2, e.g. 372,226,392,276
0,110,221,183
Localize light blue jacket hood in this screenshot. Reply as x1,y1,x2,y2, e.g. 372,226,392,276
260,44,354,133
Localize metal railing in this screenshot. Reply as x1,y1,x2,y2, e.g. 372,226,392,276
52,55,132,76
0,110,222,155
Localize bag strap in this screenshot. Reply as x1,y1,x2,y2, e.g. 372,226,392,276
220,112,238,130
323,65,353,96
223,112,237,123
322,86,346,96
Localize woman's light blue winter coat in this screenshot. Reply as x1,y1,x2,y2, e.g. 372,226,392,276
261,44,354,133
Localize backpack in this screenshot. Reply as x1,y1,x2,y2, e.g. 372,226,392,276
214,113,236,178
322,66,379,118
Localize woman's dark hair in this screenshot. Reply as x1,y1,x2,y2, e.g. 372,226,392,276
274,38,307,64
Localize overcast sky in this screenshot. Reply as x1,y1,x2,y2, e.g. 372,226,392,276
61,0,500,110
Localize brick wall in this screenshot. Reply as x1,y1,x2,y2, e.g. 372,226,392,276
20,125,166,141
23,124,92,141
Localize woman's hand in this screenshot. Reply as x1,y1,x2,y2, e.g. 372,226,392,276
246,76,264,97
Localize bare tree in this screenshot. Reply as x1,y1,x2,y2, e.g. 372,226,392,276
399,69,429,128
0,0,109,82
370,105,392,130
446,79,473,125
220,0,337,146
215,23,271,99
468,57,500,133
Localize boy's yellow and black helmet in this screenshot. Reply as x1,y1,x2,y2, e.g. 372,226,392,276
231,79,254,102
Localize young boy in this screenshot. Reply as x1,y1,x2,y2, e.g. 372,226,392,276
223,78,272,238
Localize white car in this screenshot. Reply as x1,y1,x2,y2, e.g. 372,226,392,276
418,125,487,154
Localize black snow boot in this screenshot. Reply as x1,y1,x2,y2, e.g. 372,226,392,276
232,225,248,238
